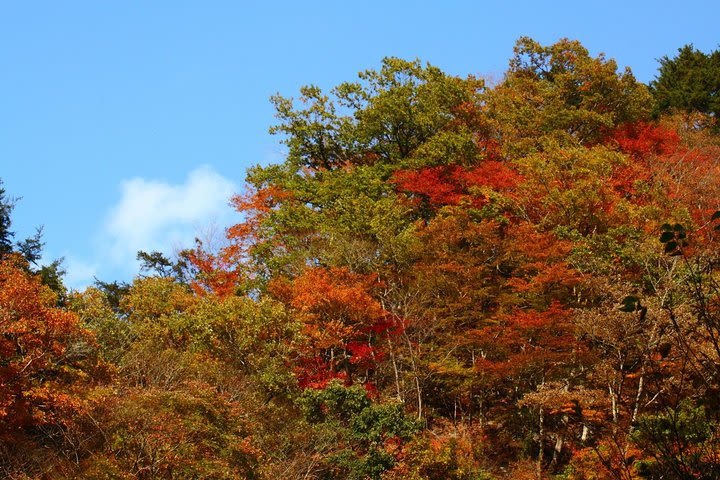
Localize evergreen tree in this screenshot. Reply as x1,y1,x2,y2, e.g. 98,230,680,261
0,179,16,257
651,44,720,122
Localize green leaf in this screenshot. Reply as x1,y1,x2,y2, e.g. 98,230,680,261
659,231,675,243
620,296,639,312
711,211,720,221
664,241,678,253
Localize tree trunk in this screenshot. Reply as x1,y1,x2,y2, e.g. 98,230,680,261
609,383,619,424
630,369,645,429
537,407,544,479
549,433,563,470
581,423,590,442
403,331,423,419
387,336,403,402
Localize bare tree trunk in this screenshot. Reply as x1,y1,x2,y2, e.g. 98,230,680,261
403,331,423,419
609,383,619,424
415,375,423,420
626,367,646,458
479,398,485,428
581,423,590,442
550,434,563,470
537,407,544,479
630,369,645,428
387,336,403,402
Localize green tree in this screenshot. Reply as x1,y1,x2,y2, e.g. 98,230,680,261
0,178,67,299
297,381,421,480
0,179,15,257
633,402,720,479
651,44,720,123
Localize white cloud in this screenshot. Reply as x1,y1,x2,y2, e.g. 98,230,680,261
60,166,238,290
102,165,236,270
63,256,98,291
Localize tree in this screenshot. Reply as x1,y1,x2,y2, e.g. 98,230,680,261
0,179,15,257
296,380,420,479
0,179,68,301
83,385,261,479
651,44,720,123
487,37,651,155
136,250,190,282
0,255,103,476
270,266,396,390
632,402,720,479
0,256,96,429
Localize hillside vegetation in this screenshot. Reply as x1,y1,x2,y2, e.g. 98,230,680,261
2,38,720,479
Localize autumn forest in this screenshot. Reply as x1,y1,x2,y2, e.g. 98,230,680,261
3,38,720,479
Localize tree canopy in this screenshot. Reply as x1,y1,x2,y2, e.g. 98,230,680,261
650,44,720,124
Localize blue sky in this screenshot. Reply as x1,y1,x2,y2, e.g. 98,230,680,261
2,1,718,289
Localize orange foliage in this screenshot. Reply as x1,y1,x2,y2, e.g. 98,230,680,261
183,243,244,298
0,255,96,432
184,185,295,297
270,267,396,389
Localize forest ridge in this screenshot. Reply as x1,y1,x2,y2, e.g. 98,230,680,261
2,37,720,479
